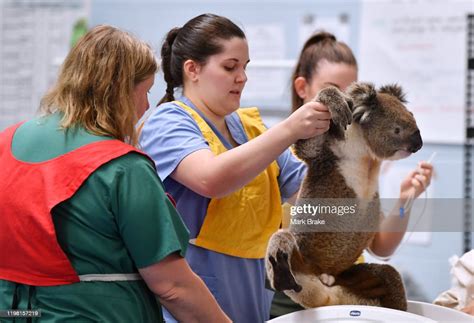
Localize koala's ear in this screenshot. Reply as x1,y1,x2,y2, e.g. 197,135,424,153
379,84,407,103
347,82,377,107
346,82,377,124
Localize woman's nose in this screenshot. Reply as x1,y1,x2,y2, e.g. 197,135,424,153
236,70,247,83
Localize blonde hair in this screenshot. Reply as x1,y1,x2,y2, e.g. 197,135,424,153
40,25,157,146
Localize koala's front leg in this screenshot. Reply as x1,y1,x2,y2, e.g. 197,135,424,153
293,86,353,161
317,86,353,134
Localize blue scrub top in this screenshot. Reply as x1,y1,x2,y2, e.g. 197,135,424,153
139,97,306,323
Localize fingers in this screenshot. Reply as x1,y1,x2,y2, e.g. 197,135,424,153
313,102,330,113
405,173,430,201
301,102,331,135
419,161,434,169
417,174,429,185
305,101,331,118
309,103,332,132
413,174,427,187
313,109,331,122
411,177,422,190
410,175,428,196
313,120,330,130
292,101,339,139
417,162,433,175
406,170,418,180
413,163,433,188
404,161,433,195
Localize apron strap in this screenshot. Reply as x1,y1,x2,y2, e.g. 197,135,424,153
78,273,142,282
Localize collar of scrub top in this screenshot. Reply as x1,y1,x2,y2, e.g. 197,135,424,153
178,96,249,149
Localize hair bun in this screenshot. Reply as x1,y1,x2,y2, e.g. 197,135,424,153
165,27,180,47
303,31,336,50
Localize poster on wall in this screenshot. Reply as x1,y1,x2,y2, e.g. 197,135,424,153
241,23,288,103
0,0,90,131
358,0,473,144
298,13,351,50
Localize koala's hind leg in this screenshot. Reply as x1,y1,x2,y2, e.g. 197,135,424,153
266,230,339,308
336,263,407,311
284,272,346,308
266,230,302,292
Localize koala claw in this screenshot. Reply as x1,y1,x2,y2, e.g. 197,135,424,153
319,273,336,286
269,250,302,292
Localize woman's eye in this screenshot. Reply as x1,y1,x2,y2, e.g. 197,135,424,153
224,66,235,71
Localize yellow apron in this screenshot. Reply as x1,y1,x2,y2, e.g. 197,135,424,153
174,101,282,259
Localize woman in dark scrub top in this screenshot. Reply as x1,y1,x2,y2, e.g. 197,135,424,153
0,25,229,323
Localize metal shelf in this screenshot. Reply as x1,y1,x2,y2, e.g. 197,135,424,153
463,14,474,252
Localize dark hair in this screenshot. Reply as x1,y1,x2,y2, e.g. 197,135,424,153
291,31,357,112
158,13,246,105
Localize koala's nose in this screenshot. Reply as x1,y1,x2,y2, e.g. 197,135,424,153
409,130,423,152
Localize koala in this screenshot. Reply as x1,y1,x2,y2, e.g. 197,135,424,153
265,82,422,311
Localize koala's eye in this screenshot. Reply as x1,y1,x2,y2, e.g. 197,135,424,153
394,127,401,135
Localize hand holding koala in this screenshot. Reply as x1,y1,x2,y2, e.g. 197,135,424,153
283,101,332,140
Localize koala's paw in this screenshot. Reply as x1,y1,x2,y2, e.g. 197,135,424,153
316,86,353,130
319,273,336,287
269,250,302,292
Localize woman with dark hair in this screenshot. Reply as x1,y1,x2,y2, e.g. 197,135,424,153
0,25,229,323
139,14,332,322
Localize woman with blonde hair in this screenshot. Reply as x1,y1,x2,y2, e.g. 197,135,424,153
0,25,229,322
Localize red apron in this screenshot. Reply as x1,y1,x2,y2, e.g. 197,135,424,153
0,123,149,286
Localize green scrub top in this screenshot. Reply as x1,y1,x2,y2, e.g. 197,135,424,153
0,113,189,322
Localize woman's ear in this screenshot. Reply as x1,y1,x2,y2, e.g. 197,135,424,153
294,76,309,100
183,59,201,82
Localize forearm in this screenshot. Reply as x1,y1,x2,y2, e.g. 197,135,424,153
197,121,296,197
213,121,295,194
370,200,410,257
371,162,433,257
139,255,230,323
172,101,331,198
158,272,230,323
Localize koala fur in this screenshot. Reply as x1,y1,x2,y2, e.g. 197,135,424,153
266,82,422,311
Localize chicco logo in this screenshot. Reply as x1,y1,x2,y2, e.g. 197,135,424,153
349,310,361,317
